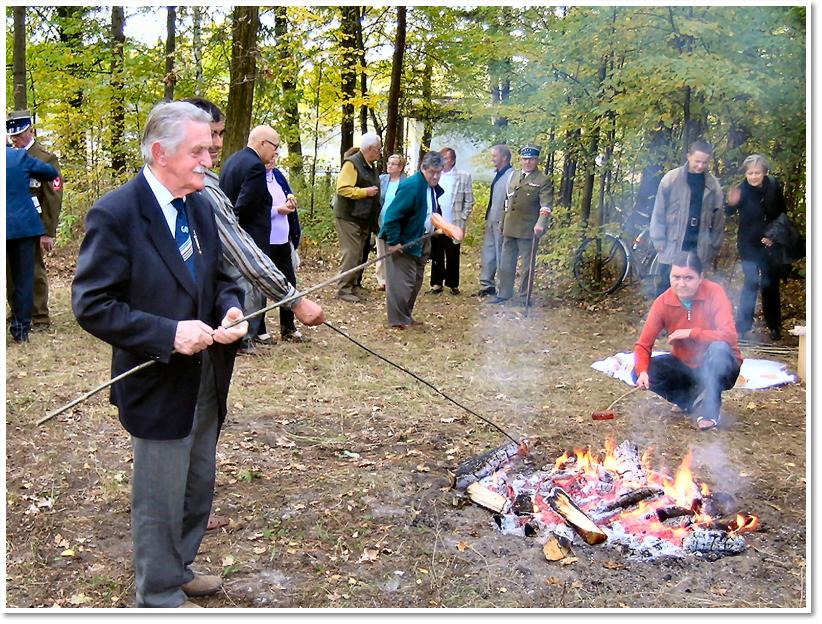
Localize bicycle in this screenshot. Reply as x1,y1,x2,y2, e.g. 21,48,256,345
573,207,660,297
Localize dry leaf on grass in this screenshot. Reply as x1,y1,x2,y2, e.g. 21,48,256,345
357,548,380,563
559,556,578,566
603,560,624,570
457,541,469,552
710,586,728,596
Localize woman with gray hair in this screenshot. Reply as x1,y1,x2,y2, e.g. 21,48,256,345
725,154,787,340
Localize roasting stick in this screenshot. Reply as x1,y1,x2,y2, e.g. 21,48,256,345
322,321,519,445
39,215,463,426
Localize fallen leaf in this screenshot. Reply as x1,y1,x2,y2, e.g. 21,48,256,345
746,402,757,410
357,548,379,563
275,436,295,448
69,593,91,605
222,555,235,567
440,417,455,423
342,450,360,459
571,580,583,589
710,586,728,596
559,556,578,566
546,576,561,585
415,464,430,473
603,560,623,570
60,549,75,557
457,541,468,552
497,587,508,593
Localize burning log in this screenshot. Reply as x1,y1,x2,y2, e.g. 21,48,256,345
655,505,695,523
465,482,507,513
546,487,608,545
612,441,647,487
683,529,746,555
701,513,761,534
449,439,528,490
597,487,663,514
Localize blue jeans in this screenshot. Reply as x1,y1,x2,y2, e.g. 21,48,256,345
7,236,37,342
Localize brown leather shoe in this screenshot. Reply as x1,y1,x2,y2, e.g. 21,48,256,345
178,601,202,608
181,573,222,597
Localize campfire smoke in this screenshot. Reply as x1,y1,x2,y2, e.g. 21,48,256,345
463,438,759,559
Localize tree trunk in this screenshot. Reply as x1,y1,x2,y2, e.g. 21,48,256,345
13,7,26,109
559,129,580,209
223,6,259,160
192,6,204,95
580,129,600,226
339,6,359,161
273,6,304,178
110,6,127,175
355,7,369,135
164,6,177,101
384,6,406,163
56,7,88,164
418,54,434,166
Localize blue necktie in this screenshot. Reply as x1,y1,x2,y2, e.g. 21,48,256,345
171,198,197,280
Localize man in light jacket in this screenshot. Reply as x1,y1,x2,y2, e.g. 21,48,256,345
650,140,725,297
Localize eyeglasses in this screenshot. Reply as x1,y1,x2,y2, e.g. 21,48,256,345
263,139,280,151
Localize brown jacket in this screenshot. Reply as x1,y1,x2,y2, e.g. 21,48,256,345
27,140,63,237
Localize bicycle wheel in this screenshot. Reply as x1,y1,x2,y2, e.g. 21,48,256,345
573,234,630,296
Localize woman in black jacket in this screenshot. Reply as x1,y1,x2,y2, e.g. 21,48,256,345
725,154,786,340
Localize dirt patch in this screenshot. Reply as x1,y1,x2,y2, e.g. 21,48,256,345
5,239,806,609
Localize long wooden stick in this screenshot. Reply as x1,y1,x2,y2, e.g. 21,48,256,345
39,223,462,427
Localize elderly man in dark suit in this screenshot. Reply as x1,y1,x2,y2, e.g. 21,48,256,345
72,101,248,608
218,125,281,351
379,151,444,328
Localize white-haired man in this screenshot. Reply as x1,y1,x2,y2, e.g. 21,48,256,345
333,133,382,303
72,101,248,608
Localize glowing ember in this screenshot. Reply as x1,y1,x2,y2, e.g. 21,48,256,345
477,439,759,559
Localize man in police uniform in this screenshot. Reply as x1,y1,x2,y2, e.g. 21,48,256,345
490,145,552,304
7,110,63,330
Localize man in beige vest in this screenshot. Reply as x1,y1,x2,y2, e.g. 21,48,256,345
489,145,552,304
333,133,382,303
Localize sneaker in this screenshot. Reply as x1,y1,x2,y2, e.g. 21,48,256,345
282,330,309,343
429,285,443,294
768,327,782,341
449,287,460,295
337,292,363,304
253,333,273,346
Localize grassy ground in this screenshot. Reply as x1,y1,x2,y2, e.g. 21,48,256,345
5,232,807,609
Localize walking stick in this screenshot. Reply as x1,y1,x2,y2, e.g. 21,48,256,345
39,215,463,426
523,231,542,317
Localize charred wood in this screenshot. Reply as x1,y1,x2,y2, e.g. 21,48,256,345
656,505,695,522
449,439,528,490
598,487,662,514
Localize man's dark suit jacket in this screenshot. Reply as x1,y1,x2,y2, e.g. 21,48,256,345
218,146,270,252
72,170,243,440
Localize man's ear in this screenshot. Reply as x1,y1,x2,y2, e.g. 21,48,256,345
150,142,166,166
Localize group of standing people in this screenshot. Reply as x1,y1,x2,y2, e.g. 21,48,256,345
331,139,556,327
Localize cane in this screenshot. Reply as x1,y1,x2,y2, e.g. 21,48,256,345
523,231,542,318
39,215,463,426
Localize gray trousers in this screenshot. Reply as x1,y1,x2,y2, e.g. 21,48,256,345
497,235,534,300
479,220,503,290
385,240,429,326
131,353,219,608
335,217,371,295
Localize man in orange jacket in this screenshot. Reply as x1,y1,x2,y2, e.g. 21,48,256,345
633,251,742,431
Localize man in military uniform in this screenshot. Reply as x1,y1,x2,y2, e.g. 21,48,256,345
490,145,552,304
7,110,63,331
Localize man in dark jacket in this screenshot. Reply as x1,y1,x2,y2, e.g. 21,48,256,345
379,151,444,328
334,132,382,303
219,125,282,349
6,144,58,343
72,102,248,607
6,109,63,331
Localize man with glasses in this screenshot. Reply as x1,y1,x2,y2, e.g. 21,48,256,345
219,126,283,352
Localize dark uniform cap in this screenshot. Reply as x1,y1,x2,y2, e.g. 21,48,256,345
7,109,33,136
520,145,540,158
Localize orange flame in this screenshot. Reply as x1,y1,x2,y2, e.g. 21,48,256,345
731,514,760,534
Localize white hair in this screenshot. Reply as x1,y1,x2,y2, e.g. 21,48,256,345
141,101,212,165
360,132,381,150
